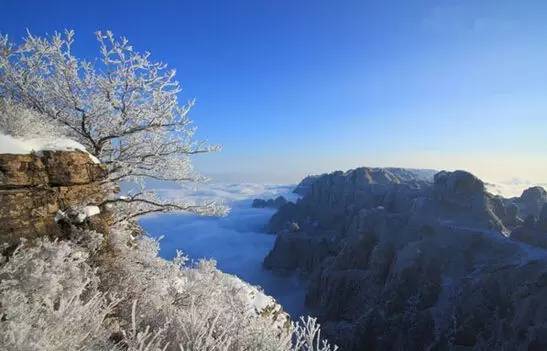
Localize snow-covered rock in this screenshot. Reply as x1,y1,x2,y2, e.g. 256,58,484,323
223,274,289,330
0,133,100,163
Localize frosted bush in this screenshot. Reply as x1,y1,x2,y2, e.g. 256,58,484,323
0,236,116,350
0,225,336,351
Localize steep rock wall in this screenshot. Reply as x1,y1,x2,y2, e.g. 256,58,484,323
264,168,547,350
0,150,108,245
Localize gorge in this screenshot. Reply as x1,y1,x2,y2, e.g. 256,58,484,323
2,137,547,350
135,166,547,350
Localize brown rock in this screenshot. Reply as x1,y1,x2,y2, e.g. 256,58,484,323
0,150,109,245
41,150,106,185
0,154,48,187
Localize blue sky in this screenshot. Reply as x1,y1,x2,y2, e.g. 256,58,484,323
1,0,547,183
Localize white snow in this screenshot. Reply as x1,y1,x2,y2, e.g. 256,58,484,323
54,206,101,224
223,274,288,329
76,206,101,223
83,205,101,218
0,133,100,164
54,210,66,223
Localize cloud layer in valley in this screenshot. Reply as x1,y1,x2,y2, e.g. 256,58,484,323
139,182,308,318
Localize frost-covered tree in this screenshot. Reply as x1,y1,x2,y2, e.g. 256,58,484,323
0,29,339,351
0,30,225,221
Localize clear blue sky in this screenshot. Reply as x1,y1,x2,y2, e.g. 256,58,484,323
2,0,547,183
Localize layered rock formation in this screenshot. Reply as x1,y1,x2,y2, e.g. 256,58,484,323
0,150,109,245
264,167,547,350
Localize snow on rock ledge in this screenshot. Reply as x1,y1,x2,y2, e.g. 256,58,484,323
0,133,100,164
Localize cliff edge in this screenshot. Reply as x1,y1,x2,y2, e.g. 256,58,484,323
0,150,110,245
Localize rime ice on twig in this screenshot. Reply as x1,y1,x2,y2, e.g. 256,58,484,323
0,30,226,220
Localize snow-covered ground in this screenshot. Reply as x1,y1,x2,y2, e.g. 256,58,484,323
139,182,308,318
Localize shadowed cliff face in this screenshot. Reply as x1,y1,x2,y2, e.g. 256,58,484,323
0,151,109,245
264,167,547,350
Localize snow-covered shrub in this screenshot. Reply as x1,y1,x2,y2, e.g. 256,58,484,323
0,235,116,350
100,226,294,350
0,225,337,351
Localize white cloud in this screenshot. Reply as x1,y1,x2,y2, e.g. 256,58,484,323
485,179,547,198
139,182,308,318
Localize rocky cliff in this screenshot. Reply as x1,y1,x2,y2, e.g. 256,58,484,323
0,146,304,350
0,150,109,246
264,167,547,350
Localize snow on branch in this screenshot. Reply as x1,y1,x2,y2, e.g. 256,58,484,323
103,191,226,223
0,30,225,218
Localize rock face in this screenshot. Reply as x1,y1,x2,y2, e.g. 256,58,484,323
264,167,547,350
267,167,435,235
293,175,320,196
505,188,547,249
0,151,109,245
516,186,547,217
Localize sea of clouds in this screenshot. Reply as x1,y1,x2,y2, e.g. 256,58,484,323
485,178,547,198
137,176,546,319
139,182,308,318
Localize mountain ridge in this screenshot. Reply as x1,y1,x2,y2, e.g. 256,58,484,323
264,166,547,350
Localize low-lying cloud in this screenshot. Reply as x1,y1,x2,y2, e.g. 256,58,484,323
139,183,308,318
